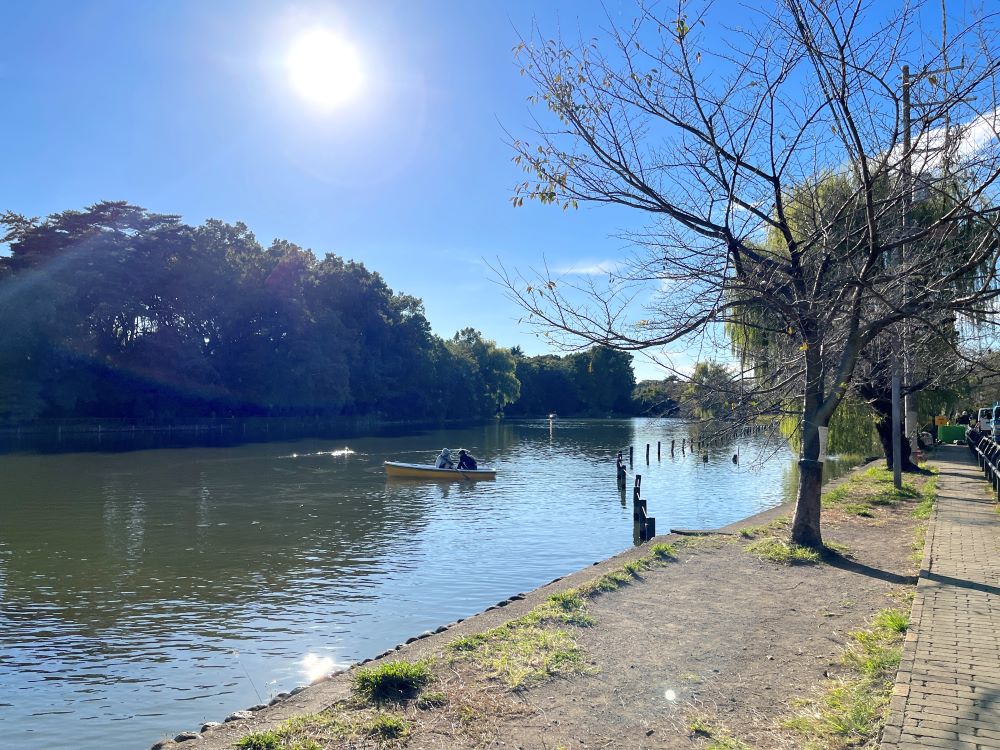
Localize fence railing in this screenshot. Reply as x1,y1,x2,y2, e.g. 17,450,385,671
969,433,1000,495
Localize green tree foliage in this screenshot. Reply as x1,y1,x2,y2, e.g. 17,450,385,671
0,202,517,423
632,377,681,417
682,362,736,420
445,328,521,416
505,346,637,416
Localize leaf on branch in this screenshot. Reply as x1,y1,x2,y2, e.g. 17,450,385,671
799,343,809,351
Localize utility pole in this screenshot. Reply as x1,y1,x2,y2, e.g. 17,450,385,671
902,65,919,465
894,5,961,488
892,64,911,490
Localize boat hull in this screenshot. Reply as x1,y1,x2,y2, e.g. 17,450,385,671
383,461,496,480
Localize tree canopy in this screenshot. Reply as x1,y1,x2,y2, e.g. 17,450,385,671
502,0,1000,546
0,202,529,423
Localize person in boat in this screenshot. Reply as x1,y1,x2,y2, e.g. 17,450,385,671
435,448,455,469
457,449,478,471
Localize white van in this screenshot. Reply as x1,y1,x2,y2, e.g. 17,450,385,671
976,407,993,435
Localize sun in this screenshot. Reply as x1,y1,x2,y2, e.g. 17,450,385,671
286,29,363,109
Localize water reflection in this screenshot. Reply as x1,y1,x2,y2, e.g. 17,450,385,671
0,418,859,750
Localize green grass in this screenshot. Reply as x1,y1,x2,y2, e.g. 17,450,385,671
236,732,283,750
784,607,908,748
913,473,938,519
686,717,752,748
415,690,447,709
744,537,821,565
352,660,433,702
447,544,683,689
819,464,934,520
738,516,790,538
651,542,679,559
822,484,851,506
237,710,410,750
364,713,411,741
448,620,586,689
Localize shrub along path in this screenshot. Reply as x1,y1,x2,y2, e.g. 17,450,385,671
881,444,1000,750
154,462,936,750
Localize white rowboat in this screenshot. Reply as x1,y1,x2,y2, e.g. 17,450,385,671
383,461,497,480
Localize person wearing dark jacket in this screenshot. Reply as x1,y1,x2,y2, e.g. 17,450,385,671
456,449,478,470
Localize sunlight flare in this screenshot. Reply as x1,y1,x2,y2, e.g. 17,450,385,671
286,29,362,109
302,653,336,683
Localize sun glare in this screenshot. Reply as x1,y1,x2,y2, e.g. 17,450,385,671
287,29,362,109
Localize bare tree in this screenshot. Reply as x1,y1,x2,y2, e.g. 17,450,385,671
502,0,1000,547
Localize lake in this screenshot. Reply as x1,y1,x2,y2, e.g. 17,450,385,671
0,418,856,749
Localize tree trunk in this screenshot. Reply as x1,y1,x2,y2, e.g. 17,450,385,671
790,355,825,548
873,409,921,472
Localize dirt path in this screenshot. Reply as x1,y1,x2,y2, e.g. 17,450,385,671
154,461,928,750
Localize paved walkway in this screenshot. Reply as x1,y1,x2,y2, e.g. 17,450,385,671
882,444,1000,749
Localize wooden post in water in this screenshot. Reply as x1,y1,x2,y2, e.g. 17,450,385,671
632,475,644,522
629,445,633,467
657,441,661,460
681,438,686,453
645,444,650,463
616,451,627,490
631,474,656,542
671,439,675,456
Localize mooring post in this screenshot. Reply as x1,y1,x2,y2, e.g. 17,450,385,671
681,438,686,453
657,441,661,460
645,443,650,463
670,439,675,455
616,451,627,490
632,475,644,522
629,445,633,467
644,516,655,540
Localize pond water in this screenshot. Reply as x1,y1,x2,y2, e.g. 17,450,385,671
0,418,857,749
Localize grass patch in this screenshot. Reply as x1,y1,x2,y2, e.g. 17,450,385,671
448,544,683,689
415,690,447,710
738,516,790,538
912,473,938,519
448,621,586,689
819,464,933,519
352,660,432,702
364,713,411,741
686,717,752,748
237,710,411,750
651,541,679,559
784,607,908,748
744,537,820,565
822,484,851,506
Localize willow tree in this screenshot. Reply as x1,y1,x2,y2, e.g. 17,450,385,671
502,0,1000,547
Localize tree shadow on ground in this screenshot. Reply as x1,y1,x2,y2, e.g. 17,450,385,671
923,571,1000,596
820,549,919,585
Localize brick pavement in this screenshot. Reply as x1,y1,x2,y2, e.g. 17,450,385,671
882,444,1000,749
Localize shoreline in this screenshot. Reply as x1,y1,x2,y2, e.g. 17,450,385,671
148,456,884,749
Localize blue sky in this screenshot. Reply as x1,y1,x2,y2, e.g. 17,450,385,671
0,0,978,381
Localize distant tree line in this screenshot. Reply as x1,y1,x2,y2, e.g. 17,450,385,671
0,202,529,424
0,202,669,425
